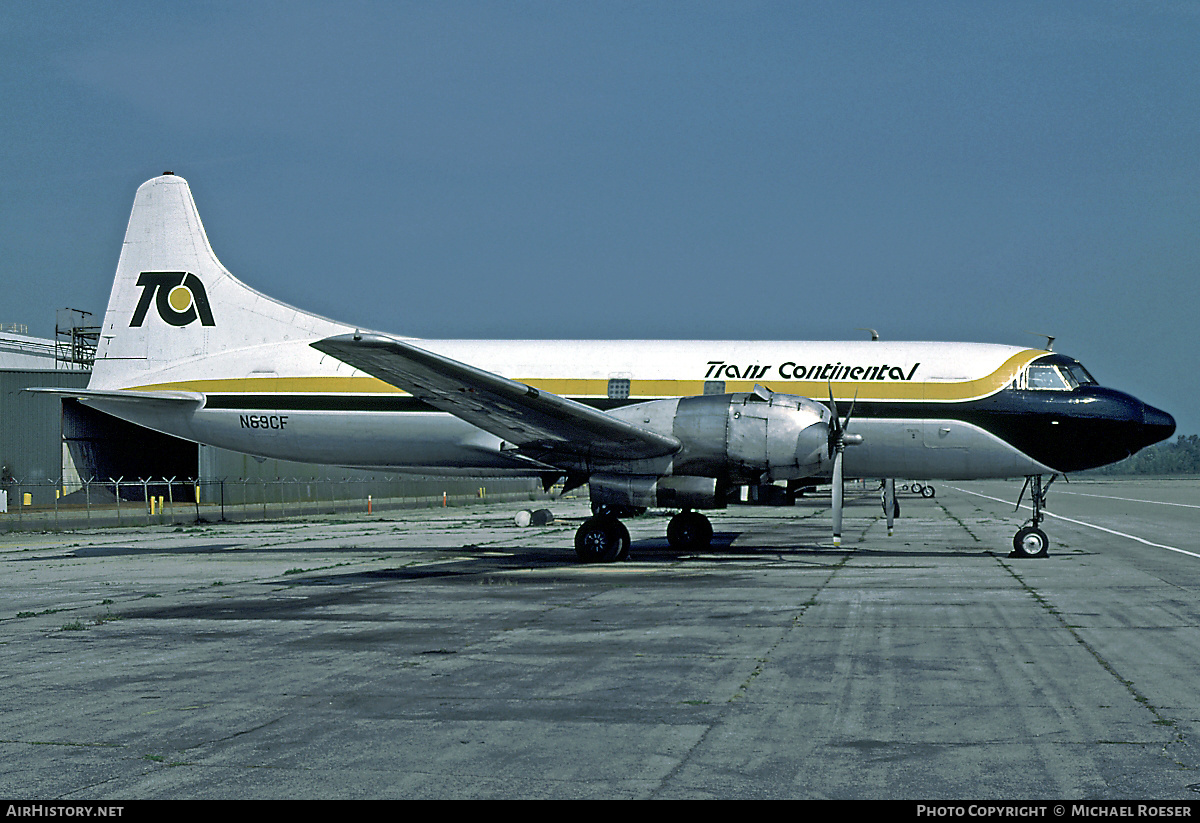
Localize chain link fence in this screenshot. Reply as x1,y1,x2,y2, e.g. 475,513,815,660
0,475,548,532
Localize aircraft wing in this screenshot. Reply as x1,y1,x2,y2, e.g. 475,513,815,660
312,333,681,462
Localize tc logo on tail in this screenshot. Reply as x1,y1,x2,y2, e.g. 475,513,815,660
130,272,215,327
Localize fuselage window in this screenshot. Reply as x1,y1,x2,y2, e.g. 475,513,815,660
704,380,726,395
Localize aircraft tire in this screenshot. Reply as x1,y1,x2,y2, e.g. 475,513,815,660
1011,526,1049,558
921,485,936,498
667,511,713,551
575,516,630,563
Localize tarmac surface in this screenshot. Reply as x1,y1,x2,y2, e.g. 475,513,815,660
2,477,1200,799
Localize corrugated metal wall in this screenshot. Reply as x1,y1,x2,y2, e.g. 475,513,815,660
3,368,540,511
197,443,539,504
0,370,88,484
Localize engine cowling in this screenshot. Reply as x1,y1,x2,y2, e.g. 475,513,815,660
588,474,722,510
604,391,833,490
679,391,831,481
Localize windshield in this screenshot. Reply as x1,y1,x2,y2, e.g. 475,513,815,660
1066,362,1096,386
1019,356,1098,391
1027,364,1072,390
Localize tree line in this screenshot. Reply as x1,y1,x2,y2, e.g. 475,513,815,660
1088,434,1200,475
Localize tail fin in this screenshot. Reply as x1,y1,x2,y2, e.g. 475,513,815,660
90,173,347,390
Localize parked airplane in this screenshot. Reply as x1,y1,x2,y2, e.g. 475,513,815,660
38,173,1175,560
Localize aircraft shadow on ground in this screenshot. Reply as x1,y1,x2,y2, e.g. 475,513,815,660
106,535,1002,624
625,534,996,561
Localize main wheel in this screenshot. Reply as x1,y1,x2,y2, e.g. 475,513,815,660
1012,526,1049,558
575,516,630,563
667,511,713,550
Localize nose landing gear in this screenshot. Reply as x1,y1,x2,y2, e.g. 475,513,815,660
1011,474,1056,558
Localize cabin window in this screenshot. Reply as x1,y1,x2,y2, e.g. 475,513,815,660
704,380,726,395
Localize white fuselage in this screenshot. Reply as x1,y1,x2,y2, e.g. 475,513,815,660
84,337,1055,481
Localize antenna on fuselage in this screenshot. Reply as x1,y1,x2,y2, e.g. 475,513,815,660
857,328,880,341
1027,332,1055,351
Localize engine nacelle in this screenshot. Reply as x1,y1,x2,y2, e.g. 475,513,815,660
607,391,833,486
589,474,722,510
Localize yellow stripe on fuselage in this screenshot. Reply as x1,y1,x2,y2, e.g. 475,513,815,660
127,349,1043,403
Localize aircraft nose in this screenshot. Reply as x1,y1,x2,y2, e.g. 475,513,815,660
1142,402,1176,448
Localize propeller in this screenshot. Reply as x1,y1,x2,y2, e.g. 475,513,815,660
827,385,862,547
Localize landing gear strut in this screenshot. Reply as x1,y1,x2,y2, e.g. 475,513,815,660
1012,474,1056,558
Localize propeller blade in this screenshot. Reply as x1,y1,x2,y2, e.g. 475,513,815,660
832,446,844,547
843,392,857,428
827,383,861,546
883,478,895,536
827,384,840,458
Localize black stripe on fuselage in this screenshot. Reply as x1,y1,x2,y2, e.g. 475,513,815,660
202,394,638,413
201,386,1154,472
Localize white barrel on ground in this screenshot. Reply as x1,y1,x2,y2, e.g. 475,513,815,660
515,509,555,527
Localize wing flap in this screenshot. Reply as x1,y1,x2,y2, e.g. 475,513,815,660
311,333,680,461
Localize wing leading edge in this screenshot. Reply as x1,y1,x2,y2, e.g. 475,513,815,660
311,333,681,463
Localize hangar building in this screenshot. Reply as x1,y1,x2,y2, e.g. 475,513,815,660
1,319,537,511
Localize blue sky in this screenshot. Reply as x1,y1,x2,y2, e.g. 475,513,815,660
2,1,1196,434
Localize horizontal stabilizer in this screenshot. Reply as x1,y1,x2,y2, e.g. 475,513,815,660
27,387,205,407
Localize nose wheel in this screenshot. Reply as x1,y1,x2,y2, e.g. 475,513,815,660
1011,474,1055,558
1013,525,1049,558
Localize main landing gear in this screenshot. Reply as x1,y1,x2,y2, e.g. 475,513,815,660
666,510,713,550
574,508,714,563
1011,474,1056,558
574,513,630,563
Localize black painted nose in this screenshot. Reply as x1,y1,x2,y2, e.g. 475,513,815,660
1142,403,1176,448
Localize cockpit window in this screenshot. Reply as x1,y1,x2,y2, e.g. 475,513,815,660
1066,362,1096,386
1026,364,1072,391
1015,356,1098,392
